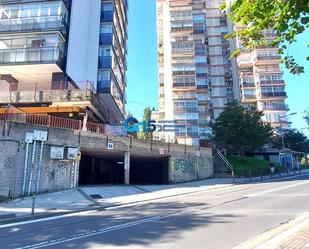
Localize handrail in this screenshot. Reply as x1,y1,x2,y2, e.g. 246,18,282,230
216,149,233,171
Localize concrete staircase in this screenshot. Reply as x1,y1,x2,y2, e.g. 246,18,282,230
213,149,233,178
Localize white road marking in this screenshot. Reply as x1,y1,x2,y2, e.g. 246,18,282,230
0,210,98,229
244,180,309,197
1,173,308,230
16,205,207,249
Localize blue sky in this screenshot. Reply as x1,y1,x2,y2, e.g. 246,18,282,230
125,0,309,136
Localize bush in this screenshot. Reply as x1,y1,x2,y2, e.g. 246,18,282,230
226,155,271,177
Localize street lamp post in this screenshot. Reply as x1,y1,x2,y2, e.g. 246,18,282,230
278,112,297,149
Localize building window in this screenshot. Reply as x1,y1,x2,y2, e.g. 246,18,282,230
99,46,112,56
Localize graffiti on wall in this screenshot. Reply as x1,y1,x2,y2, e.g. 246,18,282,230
172,158,196,174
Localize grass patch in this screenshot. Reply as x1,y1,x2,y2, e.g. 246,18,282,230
0,196,8,202
226,155,285,177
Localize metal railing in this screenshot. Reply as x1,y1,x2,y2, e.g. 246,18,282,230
217,149,234,172
0,81,95,104
0,15,67,34
0,112,105,134
0,46,63,65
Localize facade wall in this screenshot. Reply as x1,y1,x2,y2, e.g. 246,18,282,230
0,123,78,198
169,152,213,183
0,122,213,198
156,0,233,146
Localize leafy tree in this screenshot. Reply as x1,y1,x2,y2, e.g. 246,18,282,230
222,0,309,74
305,109,309,126
272,128,309,153
212,101,273,155
137,107,152,140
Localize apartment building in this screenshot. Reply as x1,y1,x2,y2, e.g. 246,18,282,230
222,0,289,128
0,0,128,124
235,30,289,127
156,0,234,145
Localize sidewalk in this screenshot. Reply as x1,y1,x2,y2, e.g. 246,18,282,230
0,177,243,221
0,170,308,223
233,213,309,249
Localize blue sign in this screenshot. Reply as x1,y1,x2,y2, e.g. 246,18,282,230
124,117,181,133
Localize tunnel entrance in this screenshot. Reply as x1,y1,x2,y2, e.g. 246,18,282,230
130,156,169,184
78,153,124,185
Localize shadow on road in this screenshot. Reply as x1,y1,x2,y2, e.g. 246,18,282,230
1,201,242,248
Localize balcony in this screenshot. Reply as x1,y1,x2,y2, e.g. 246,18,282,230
241,82,255,88
0,15,68,36
97,80,111,94
100,33,113,45
260,92,287,98
263,104,289,111
258,80,285,86
101,11,114,22
197,85,208,89
172,83,196,91
242,94,256,100
254,55,281,65
256,55,281,60
171,26,193,32
0,81,94,104
240,71,254,77
0,46,64,67
98,56,112,68
174,107,198,113
172,71,195,76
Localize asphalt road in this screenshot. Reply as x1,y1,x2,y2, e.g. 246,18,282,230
1,174,309,249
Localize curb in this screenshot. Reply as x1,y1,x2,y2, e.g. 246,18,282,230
232,213,309,249
1,172,308,227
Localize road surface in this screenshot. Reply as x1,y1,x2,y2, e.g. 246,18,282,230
1,174,309,249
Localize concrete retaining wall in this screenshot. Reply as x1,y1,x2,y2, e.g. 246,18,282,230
0,122,213,198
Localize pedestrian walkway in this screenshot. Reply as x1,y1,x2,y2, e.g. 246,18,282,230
1,170,308,222
0,189,92,218
278,225,309,249
233,213,309,249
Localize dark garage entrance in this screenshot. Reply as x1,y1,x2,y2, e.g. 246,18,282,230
78,153,125,185
130,156,169,184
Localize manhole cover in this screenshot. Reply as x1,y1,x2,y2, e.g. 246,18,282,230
90,194,103,199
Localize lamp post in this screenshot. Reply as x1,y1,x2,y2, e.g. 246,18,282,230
278,112,297,149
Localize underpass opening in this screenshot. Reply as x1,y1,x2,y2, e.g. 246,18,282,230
130,156,169,184
78,152,125,185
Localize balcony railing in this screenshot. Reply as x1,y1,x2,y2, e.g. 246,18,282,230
0,15,68,35
258,80,285,86
101,11,113,22
0,46,64,67
174,107,198,113
173,83,196,88
0,81,95,104
241,82,255,87
98,56,112,68
100,33,113,45
255,55,281,61
260,92,287,98
263,104,289,111
242,94,256,100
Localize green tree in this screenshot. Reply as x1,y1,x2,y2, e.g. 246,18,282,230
272,128,309,153
212,101,273,155
305,109,309,126
222,0,309,74
137,107,152,140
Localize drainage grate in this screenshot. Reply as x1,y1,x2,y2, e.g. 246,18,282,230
89,194,103,199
